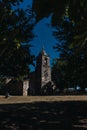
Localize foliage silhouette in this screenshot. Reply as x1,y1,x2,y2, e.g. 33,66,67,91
0,0,35,78
33,0,87,91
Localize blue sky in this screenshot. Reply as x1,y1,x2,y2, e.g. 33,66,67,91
30,14,58,59
20,0,59,70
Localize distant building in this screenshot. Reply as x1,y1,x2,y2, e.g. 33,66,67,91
0,47,55,96
0,76,29,96
29,47,55,95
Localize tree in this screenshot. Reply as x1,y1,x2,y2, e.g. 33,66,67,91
33,0,87,91
52,59,67,92
0,0,35,78
52,1,87,90
52,18,76,90
33,0,87,48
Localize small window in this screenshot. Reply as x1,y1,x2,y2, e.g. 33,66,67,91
44,57,47,65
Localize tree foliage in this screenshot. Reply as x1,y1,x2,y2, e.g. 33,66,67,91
0,0,35,78
33,0,87,91
33,0,87,46
53,1,87,90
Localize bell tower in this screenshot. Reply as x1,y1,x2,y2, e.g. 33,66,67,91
35,47,51,94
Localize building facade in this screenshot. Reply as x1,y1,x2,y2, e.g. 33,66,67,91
29,47,54,95
0,48,55,96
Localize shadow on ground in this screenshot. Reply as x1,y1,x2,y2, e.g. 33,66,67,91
0,101,87,130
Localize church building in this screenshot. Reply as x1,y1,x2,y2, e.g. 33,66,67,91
0,47,55,96
29,47,54,95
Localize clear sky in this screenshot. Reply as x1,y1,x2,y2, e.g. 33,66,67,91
20,0,59,70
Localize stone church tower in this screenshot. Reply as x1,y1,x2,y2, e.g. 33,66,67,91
35,47,51,94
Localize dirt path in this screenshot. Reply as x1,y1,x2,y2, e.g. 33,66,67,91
0,95,87,104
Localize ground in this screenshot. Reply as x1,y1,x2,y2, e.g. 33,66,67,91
0,96,87,130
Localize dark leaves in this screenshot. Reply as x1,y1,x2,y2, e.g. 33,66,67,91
0,0,35,78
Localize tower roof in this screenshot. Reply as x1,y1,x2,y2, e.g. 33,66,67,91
39,46,48,56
